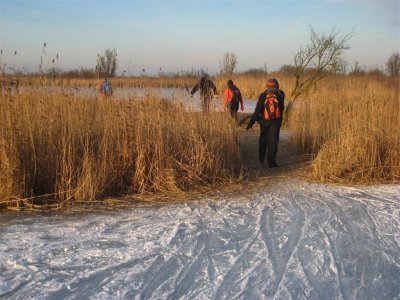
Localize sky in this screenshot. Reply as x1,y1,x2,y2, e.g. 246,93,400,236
0,0,399,75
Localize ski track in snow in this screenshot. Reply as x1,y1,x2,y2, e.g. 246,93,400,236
1,179,399,300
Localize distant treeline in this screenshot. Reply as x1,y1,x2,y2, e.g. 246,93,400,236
2,64,390,79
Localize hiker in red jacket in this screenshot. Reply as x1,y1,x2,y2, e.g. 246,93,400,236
224,79,244,119
246,78,285,168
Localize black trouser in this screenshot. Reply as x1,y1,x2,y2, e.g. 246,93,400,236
259,120,282,165
229,101,239,118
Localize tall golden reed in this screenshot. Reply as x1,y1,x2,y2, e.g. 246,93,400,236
290,75,400,183
1,73,397,209
0,89,241,208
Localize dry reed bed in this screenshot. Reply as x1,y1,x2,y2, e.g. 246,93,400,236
0,91,241,209
215,74,295,100
13,76,198,90
10,74,295,100
1,74,398,210
290,75,400,183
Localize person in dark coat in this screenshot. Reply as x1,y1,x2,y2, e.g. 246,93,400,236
190,74,217,113
224,79,244,119
246,78,285,168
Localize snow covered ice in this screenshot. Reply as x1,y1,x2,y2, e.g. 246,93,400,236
1,179,399,299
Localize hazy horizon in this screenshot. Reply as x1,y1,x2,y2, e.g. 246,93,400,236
1,0,399,75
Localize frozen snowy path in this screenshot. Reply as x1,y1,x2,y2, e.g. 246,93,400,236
1,179,400,299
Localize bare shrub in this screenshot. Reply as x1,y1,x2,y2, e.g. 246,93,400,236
220,52,238,75
386,52,400,76
96,48,118,78
286,27,354,115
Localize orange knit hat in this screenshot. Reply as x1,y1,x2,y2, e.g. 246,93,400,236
266,78,279,88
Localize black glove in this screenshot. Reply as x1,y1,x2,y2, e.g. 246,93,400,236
246,124,252,130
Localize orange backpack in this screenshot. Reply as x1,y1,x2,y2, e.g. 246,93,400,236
263,92,281,121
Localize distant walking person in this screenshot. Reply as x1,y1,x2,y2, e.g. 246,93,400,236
224,79,244,119
100,78,113,96
190,74,217,113
246,78,285,168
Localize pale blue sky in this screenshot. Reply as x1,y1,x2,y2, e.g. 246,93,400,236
1,0,399,75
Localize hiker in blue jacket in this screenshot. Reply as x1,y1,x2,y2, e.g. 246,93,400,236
100,78,113,96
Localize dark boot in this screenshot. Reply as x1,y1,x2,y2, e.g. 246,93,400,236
268,160,278,168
